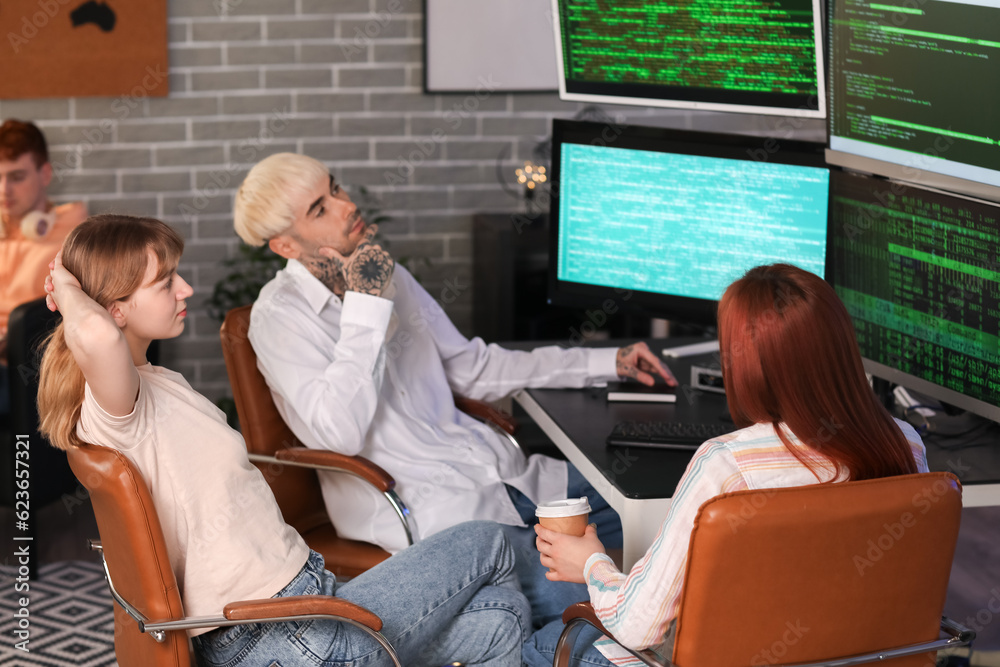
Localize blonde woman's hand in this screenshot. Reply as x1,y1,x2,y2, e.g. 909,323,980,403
44,250,82,312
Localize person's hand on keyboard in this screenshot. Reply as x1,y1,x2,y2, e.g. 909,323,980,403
616,342,677,386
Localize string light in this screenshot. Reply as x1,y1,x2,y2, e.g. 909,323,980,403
515,161,547,191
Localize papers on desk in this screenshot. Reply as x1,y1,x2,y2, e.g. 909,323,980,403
606,382,678,403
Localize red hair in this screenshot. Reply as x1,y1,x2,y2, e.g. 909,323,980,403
718,264,917,481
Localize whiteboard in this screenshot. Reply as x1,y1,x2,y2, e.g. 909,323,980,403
425,0,559,92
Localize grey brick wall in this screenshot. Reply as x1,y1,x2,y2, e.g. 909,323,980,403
0,0,823,400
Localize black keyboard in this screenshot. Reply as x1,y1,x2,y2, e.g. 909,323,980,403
606,420,732,450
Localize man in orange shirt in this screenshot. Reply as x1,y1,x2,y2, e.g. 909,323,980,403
0,120,86,416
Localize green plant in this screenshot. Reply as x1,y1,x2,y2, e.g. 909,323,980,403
206,244,287,322
205,244,285,428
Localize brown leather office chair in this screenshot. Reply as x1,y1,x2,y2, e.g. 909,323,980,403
66,442,401,667
220,305,522,578
555,472,975,667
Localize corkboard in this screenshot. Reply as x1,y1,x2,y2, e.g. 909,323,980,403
0,0,168,98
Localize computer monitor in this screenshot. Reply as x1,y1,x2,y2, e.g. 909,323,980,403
552,0,827,118
827,169,1000,423
548,119,831,325
827,0,1000,202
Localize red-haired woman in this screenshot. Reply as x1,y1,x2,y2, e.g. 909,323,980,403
523,263,926,666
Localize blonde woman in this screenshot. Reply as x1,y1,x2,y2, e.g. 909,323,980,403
39,214,529,667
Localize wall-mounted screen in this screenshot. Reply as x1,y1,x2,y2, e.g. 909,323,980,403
827,0,1000,202
553,0,827,117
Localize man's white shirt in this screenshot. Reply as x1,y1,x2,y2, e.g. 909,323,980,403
248,259,618,553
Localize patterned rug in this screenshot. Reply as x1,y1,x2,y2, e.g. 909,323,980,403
0,561,117,666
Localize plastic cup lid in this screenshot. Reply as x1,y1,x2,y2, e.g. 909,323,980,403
535,497,591,518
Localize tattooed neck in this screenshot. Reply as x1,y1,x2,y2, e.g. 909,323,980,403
302,256,347,298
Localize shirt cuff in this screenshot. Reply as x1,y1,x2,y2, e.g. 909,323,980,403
587,347,619,382
341,291,394,332
584,552,619,584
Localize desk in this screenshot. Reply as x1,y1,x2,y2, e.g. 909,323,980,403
514,340,731,569
513,340,1000,570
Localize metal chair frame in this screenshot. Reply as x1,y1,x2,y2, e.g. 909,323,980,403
245,452,417,547
555,614,975,667
481,419,525,455
90,541,403,667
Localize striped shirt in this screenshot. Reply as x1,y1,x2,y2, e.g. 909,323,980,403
584,419,928,666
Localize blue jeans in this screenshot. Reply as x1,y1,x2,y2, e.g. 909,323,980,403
194,521,529,667
524,617,676,667
502,463,623,631
523,619,612,667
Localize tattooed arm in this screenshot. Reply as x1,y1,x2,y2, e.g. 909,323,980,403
616,342,677,386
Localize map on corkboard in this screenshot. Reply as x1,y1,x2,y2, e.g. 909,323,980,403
0,0,168,98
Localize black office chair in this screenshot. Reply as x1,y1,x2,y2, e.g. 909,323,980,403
2,298,69,578
3,298,74,495
2,296,158,578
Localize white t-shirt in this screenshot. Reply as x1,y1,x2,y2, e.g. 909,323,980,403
77,363,310,636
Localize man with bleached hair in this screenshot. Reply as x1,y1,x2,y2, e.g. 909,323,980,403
233,152,675,627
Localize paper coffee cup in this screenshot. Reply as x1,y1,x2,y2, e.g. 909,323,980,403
536,497,591,537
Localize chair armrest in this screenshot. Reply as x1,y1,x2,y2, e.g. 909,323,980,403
271,447,395,493
556,602,665,667
454,396,518,435
562,602,608,632
941,616,977,644
139,593,401,665
250,447,416,546
224,595,382,631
